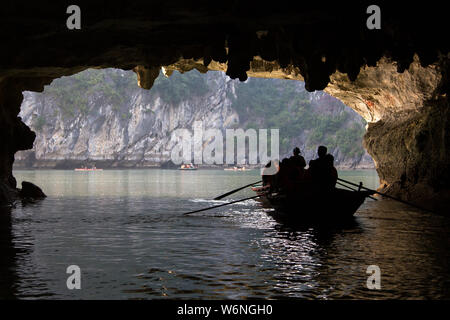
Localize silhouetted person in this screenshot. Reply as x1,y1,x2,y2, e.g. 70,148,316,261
290,147,306,169
278,158,290,191
279,157,303,192
262,159,280,191
262,160,274,185
262,161,271,185
309,146,327,169
309,146,330,190
324,153,338,190
289,147,306,181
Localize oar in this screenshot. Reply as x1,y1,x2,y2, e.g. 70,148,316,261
336,181,377,201
337,177,435,213
184,195,261,215
213,180,262,200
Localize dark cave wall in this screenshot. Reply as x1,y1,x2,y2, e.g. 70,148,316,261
0,79,36,202
364,97,450,211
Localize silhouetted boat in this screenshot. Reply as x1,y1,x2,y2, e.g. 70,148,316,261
252,186,373,223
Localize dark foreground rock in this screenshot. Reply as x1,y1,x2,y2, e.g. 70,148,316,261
19,181,47,200
0,180,47,206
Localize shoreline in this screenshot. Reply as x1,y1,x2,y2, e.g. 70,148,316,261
13,166,377,171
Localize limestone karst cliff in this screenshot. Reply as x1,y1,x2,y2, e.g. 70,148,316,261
14,69,373,169
14,69,238,168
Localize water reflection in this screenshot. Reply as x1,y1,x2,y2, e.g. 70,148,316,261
2,169,449,299
0,206,17,299
13,169,381,199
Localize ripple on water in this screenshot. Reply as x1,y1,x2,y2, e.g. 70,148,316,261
3,169,450,299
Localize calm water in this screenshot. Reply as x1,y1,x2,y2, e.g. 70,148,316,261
1,169,449,299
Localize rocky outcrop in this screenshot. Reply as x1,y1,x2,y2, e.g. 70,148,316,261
364,97,450,212
0,2,449,210
18,181,47,200
0,80,36,205
326,57,450,212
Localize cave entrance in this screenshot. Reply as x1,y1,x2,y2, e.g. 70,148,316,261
8,52,448,212
13,68,375,172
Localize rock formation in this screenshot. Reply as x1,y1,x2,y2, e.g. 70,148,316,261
14,69,239,168
14,69,372,169
0,2,448,211
19,181,47,200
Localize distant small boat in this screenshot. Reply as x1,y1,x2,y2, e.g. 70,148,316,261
224,166,250,171
74,167,103,172
178,164,197,170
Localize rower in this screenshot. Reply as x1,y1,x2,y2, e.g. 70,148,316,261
262,159,280,191
290,147,306,169
290,147,306,180
309,146,327,171
309,146,332,190
324,154,338,190
278,157,300,192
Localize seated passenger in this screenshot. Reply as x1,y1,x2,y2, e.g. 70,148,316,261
309,145,328,175
262,160,280,190
324,153,338,190
290,147,306,169
290,147,307,181
280,157,304,192
309,146,337,191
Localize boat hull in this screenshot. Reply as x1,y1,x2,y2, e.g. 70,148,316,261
256,188,371,224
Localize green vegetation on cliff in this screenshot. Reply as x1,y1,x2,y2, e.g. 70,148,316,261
151,70,209,104
230,77,366,158
44,69,136,118
41,68,366,161
44,69,210,118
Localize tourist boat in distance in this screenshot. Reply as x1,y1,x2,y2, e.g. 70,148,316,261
178,163,197,170
252,184,373,224
224,166,250,171
74,166,103,172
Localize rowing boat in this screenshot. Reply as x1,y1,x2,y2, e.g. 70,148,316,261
252,185,373,224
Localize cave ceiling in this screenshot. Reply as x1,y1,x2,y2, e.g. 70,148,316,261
0,1,448,97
